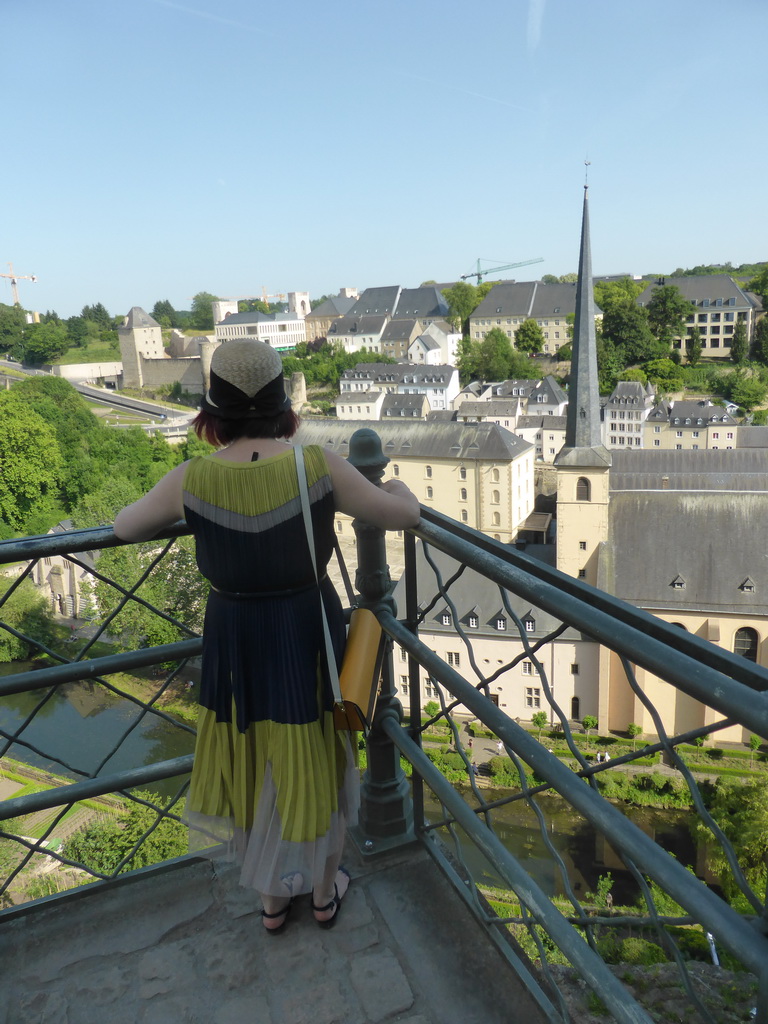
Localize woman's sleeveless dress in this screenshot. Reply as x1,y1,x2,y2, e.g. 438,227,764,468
182,445,359,896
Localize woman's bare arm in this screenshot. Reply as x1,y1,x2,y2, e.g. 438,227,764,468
325,450,420,529
114,462,188,542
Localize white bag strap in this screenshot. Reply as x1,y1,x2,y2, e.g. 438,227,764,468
294,446,343,706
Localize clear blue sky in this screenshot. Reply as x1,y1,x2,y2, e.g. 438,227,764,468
2,0,766,319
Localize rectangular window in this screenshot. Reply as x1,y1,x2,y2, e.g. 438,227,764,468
579,541,587,550
571,663,579,675
525,687,541,709
447,651,461,667
522,662,532,675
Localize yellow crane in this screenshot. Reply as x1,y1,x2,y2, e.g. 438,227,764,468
1,262,37,306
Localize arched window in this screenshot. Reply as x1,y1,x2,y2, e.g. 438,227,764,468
425,465,433,478
426,486,433,500
571,696,580,720
460,488,467,501
492,468,500,482
734,627,759,662
459,466,467,480
576,477,591,501
461,509,468,523
492,490,500,504
392,464,399,477
493,511,500,526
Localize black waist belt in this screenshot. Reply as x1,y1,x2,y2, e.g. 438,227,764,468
211,575,327,600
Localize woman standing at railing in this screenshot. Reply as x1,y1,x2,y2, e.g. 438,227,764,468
114,340,419,932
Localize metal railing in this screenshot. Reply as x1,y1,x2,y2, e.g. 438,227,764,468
1,428,767,1024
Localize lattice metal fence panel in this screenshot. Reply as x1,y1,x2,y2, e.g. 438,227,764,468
0,525,201,908
377,511,768,1024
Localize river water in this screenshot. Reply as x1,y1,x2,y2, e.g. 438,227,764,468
0,672,695,903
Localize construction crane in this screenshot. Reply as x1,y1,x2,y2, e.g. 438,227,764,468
461,257,544,285
261,287,286,305
1,262,37,306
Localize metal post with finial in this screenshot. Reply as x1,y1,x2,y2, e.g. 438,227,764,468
347,427,414,853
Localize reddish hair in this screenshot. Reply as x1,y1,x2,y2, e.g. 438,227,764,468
192,408,301,447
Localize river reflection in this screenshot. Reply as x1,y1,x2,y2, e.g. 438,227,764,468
0,671,194,798
423,787,696,906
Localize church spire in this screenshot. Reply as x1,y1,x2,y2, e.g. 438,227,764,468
555,183,611,468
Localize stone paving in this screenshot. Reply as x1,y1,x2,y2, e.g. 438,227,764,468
0,843,547,1024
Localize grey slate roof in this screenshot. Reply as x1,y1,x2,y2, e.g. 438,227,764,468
340,363,457,386
214,310,301,325
425,410,458,422
338,389,382,403
456,400,522,419
516,415,567,430
381,394,429,416
636,274,756,310
327,314,388,337
392,543,583,641
738,426,768,448
307,296,357,318
121,307,160,330
295,419,533,462
530,375,568,404
380,319,418,342
347,287,401,317
646,399,736,426
471,282,591,320
392,287,449,319
604,381,651,406
609,449,768,492
412,333,442,351
603,490,768,614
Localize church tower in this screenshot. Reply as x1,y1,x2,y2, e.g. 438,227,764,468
554,185,611,583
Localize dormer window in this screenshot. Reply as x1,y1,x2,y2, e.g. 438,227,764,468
496,616,507,631
739,578,756,593
441,611,451,626
524,617,535,632
468,614,479,629
671,575,686,590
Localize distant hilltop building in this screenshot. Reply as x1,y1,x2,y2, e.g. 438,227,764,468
117,306,305,406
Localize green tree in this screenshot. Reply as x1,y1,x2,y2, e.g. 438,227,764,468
0,579,58,662
441,281,480,333
0,398,63,532
63,792,188,875
645,285,692,348
750,317,768,365
627,723,642,750
593,277,645,313
151,299,179,329
477,328,515,380
685,328,703,367
190,291,219,331
642,358,684,394
747,266,768,310
514,318,545,355
21,321,71,365
693,778,768,898
0,302,26,352
80,302,112,330
595,333,623,394
456,335,480,385
532,711,548,738
748,734,761,764
730,319,748,364
582,715,598,737
729,372,768,411
600,301,660,365
618,368,648,385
